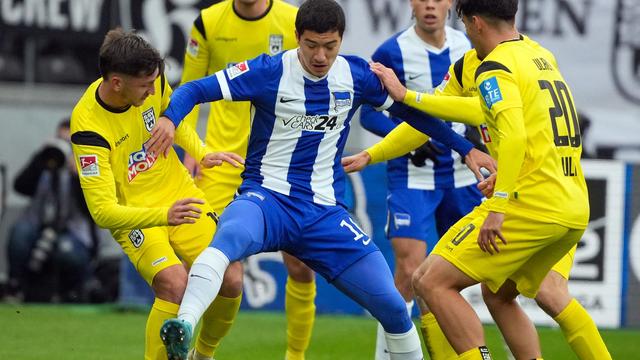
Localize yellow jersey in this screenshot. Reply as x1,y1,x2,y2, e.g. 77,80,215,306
70,75,208,231
474,37,589,228
181,0,298,200
366,36,588,228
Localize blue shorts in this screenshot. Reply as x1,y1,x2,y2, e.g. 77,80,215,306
213,184,379,281
386,185,482,251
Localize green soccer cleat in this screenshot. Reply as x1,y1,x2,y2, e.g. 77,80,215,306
160,319,193,360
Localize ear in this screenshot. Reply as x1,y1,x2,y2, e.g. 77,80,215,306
111,75,123,92
295,30,301,42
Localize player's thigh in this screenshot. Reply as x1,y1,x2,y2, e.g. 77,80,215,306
511,227,583,298
432,208,566,295
435,184,483,235
114,227,182,285
293,206,379,282
387,188,441,251
169,200,218,267
391,237,427,273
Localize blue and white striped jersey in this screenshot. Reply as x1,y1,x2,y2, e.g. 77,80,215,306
164,49,474,207
361,26,477,190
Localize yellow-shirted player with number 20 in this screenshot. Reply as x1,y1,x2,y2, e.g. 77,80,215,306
70,29,244,360
344,0,612,359
180,1,316,359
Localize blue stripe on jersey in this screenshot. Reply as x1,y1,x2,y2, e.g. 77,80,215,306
332,104,358,203
427,48,456,188
287,77,330,201
243,56,284,186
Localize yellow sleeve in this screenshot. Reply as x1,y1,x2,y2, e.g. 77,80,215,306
180,19,210,130
403,90,484,126
365,122,429,164
71,139,169,229
174,121,208,162
476,69,526,213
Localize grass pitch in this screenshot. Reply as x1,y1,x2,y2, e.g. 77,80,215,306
1,304,638,359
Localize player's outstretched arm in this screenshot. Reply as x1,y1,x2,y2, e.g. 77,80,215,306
370,62,484,126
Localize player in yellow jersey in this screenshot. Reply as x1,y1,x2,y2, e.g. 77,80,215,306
350,35,611,359
345,0,609,358
179,1,316,359
70,29,244,360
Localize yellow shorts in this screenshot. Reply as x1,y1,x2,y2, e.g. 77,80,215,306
196,169,241,214
433,207,584,298
550,244,576,279
113,200,218,285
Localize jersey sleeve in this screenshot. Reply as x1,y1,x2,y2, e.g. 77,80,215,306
174,122,207,162
475,60,522,116
360,63,395,111
403,90,484,126
481,107,526,213
70,127,169,229
359,104,396,137
365,122,429,164
180,14,210,130
215,54,275,102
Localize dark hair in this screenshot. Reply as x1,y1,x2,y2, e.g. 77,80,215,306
295,0,346,37
455,0,518,22
99,28,164,79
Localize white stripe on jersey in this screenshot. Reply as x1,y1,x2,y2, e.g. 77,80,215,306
216,71,232,100
259,51,303,196
310,57,355,205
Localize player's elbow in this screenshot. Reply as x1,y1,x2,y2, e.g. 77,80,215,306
90,206,115,229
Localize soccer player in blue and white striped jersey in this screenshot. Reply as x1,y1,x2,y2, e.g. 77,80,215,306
153,1,494,359
359,1,482,359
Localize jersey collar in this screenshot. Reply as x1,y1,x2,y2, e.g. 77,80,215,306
233,0,273,21
95,83,131,114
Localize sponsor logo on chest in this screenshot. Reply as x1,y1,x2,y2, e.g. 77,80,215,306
127,145,157,182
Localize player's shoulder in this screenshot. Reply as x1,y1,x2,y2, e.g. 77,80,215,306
445,26,471,48
271,0,298,18
474,43,519,82
339,54,371,74
71,79,102,130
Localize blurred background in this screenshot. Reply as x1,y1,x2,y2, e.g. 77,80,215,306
0,0,639,342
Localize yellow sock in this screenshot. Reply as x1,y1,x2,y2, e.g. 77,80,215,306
458,346,492,359
554,298,612,360
195,293,242,358
285,276,316,360
145,298,180,360
420,312,457,360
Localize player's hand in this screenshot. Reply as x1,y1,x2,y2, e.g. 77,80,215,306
342,151,371,173
463,148,497,181
167,198,205,226
183,153,202,180
370,62,407,102
200,152,245,168
477,173,497,198
478,211,506,255
147,116,175,157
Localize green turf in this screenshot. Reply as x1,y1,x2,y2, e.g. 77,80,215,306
1,304,638,359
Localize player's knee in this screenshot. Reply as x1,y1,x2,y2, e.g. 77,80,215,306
152,266,188,303
372,292,413,334
412,268,432,301
284,255,314,282
535,282,571,317
220,261,244,297
481,283,506,310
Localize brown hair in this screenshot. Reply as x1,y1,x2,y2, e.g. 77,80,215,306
98,28,164,79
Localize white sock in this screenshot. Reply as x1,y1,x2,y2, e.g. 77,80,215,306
178,247,230,330
385,324,423,360
375,301,415,360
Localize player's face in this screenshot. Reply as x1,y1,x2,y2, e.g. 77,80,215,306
120,68,159,107
296,30,342,77
412,0,451,34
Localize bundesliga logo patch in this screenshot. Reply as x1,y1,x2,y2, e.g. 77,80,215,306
480,76,503,109
79,155,99,177
226,61,250,79
187,38,199,57
436,72,450,92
